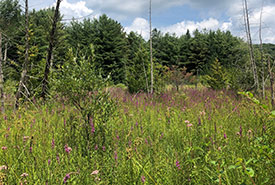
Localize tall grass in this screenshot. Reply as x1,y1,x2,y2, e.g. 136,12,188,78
0,88,274,184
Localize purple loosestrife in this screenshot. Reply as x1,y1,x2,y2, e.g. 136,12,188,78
224,133,227,139
114,151,118,161
64,119,66,127
63,174,70,184
56,155,60,163
51,139,55,149
64,145,72,154
240,125,243,137
176,160,181,170
141,176,145,183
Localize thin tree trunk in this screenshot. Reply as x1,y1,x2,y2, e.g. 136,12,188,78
142,55,149,94
267,56,275,109
4,43,7,65
41,0,62,99
15,0,29,109
149,0,153,94
243,0,259,91
259,0,265,98
0,32,5,113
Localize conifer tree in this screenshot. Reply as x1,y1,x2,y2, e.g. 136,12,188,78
205,59,228,90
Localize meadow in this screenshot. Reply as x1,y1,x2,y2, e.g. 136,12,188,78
0,87,274,184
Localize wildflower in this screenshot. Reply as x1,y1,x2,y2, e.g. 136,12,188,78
0,165,7,171
23,136,29,142
56,155,60,163
114,151,118,161
239,125,243,137
102,146,106,151
94,145,98,150
48,159,51,165
224,133,227,139
184,120,190,124
176,160,181,170
144,138,148,144
160,133,164,139
200,110,206,116
187,123,193,128
51,139,55,149
29,146,32,153
91,124,95,134
141,176,145,183
91,170,99,175
21,173,28,177
63,174,70,184
198,117,201,126
64,145,72,154
1,146,7,150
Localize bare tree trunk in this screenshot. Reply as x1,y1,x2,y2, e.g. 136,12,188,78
4,43,7,65
41,0,62,99
149,0,153,94
0,32,5,113
15,0,29,109
259,0,265,98
142,56,149,94
243,0,259,91
267,56,275,109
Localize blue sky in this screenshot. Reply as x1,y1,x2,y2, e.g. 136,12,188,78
22,0,275,43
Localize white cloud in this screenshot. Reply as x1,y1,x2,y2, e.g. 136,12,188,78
51,0,95,20
126,17,233,40
125,18,150,40
161,18,229,37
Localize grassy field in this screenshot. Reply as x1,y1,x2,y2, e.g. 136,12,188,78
0,87,274,184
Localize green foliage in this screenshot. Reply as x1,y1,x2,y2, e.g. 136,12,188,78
204,59,229,90
126,42,149,93
167,66,193,91
53,47,116,155
0,88,274,184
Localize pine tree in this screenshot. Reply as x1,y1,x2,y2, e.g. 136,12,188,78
205,59,228,90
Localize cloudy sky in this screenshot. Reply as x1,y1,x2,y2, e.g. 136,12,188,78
23,0,275,43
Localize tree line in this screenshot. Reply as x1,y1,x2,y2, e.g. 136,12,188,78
0,0,275,110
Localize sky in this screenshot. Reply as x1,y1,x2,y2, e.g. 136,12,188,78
22,0,275,43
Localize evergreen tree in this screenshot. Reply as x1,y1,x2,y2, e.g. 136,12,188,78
205,59,228,90
92,14,127,84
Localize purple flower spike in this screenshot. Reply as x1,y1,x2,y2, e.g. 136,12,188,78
239,125,242,137
141,176,145,183
176,160,181,170
51,139,55,149
63,174,70,184
224,133,227,139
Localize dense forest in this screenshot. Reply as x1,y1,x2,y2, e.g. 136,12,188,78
0,0,274,184
0,0,275,96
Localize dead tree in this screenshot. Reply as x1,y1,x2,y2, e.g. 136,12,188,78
0,32,4,113
41,0,62,99
267,56,275,109
149,0,153,94
243,0,259,91
259,0,265,98
15,0,29,109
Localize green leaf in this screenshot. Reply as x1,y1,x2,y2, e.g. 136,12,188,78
245,167,255,177
228,165,236,170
